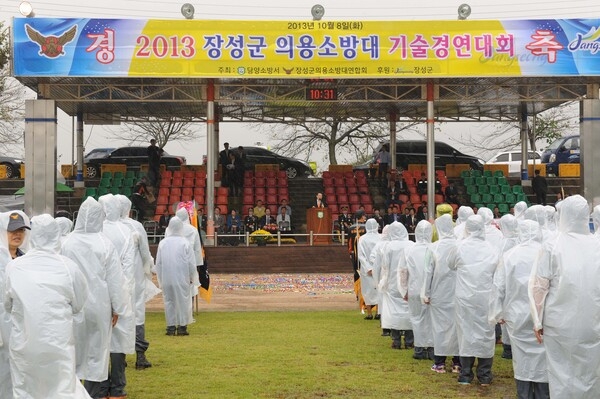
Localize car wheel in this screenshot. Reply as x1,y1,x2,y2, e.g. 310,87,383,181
286,166,298,179
2,163,14,178
86,165,99,178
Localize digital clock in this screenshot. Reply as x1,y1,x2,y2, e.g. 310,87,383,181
305,88,338,101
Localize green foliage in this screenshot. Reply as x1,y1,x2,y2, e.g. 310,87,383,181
127,312,516,398
0,22,9,69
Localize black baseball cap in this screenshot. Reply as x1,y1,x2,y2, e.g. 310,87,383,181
7,212,30,232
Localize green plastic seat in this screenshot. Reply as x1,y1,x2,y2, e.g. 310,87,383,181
460,170,471,179
478,185,490,194
475,177,486,186
99,178,111,188
486,177,497,185
123,177,135,188
470,193,482,204
112,177,124,187
84,187,97,200
483,170,493,178
110,187,120,195
497,177,509,186
493,193,504,204
498,203,510,214
481,193,493,203
504,193,517,204
493,170,504,178
463,177,475,186
501,185,511,194
122,187,132,197
471,170,482,178
466,185,478,195
97,187,109,197
113,171,124,179
474,203,485,210
516,193,528,203
486,203,497,211
489,185,500,195
125,170,136,179
513,185,524,194
101,171,113,180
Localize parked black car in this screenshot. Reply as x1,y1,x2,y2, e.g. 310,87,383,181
84,146,186,178
0,155,24,178
354,140,483,172
242,146,313,179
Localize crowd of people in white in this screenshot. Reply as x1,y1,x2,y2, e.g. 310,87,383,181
357,196,600,399
0,194,203,399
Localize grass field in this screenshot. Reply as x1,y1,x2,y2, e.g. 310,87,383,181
125,311,516,398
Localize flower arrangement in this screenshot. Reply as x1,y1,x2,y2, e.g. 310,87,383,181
250,229,273,245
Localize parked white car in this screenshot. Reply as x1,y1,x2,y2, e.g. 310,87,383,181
486,150,542,175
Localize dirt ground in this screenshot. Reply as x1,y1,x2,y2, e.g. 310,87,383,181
146,273,359,312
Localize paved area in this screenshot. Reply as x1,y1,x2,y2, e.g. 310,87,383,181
146,273,358,312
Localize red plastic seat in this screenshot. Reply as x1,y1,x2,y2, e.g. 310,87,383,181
158,187,169,196
364,204,374,214
348,194,360,204
193,187,205,198
243,194,254,205
266,194,278,205
337,194,349,204
172,170,183,179
154,205,166,215
335,186,347,195
168,194,181,204
255,187,265,196
171,177,183,187
215,195,228,205
195,177,206,187
171,188,182,197
157,195,168,205
410,194,421,204
183,171,195,179
324,186,335,195
182,187,193,197
243,187,253,196
323,177,334,187
350,204,361,213
254,177,266,187
277,178,288,187
326,194,337,205
265,177,277,187
216,187,229,196
346,186,358,194
266,187,277,196
360,194,371,204
182,178,194,187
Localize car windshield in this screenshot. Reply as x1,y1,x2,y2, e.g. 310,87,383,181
546,139,564,150
84,149,113,159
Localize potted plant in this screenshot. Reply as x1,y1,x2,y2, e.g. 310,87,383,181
250,229,272,246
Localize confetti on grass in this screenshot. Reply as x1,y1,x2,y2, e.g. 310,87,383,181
212,273,354,294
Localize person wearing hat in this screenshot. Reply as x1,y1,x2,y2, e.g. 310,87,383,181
338,205,352,239
6,211,30,259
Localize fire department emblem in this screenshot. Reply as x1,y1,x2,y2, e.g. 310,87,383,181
25,24,77,58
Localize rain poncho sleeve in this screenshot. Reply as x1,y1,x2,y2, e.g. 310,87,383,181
357,219,382,305
528,248,551,331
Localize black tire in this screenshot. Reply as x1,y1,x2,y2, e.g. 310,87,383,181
2,163,15,178
286,166,298,179
86,165,99,178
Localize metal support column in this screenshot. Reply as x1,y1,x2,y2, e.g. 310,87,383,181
426,82,436,217
520,105,530,185
75,112,84,187
581,84,600,206
205,80,216,245
389,112,397,174
24,99,57,216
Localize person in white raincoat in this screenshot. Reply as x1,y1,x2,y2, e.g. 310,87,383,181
357,218,381,320
401,220,434,360
525,205,557,244
544,205,557,232
453,206,474,241
166,207,203,322
3,214,91,399
451,214,499,386
116,194,156,370
0,212,16,398
60,197,129,399
156,217,198,335
378,221,414,349
529,195,600,399
497,214,520,359
98,194,136,398
421,213,460,373
55,216,73,244
478,207,503,251
514,201,528,220
492,219,549,399
369,224,390,333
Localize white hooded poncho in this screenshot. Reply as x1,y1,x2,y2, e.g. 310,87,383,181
402,220,433,347
453,205,474,241
422,214,459,356
451,215,499,358
0,212,15,398
378,222,413,330
156,217,197,327
98,194,136,354
116,194,155,325
369,225,390,310
492,219,547,383
529,195,600,398
3,214,91,399
357,219,382,306
61,197,129,381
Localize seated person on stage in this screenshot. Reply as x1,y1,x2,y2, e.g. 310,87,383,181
197,207,207,232
373,208,384,232
338,205,353,236
276,207,292,232
158,208,171,235
226,209,242,234
417,173,428,195
260,208,278,234
278,198,292,217
214,206,226,234
244,207,259,233
444,181,460,205
253,199,266,219
416,205,429,222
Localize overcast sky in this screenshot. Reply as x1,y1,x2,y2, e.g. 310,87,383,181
0,0,596,166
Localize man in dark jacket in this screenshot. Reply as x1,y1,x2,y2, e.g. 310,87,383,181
532,170,548,205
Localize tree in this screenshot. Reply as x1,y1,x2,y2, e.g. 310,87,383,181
265,117,419,166
449,101,578,160
110,116,203,148
0,23,27,155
